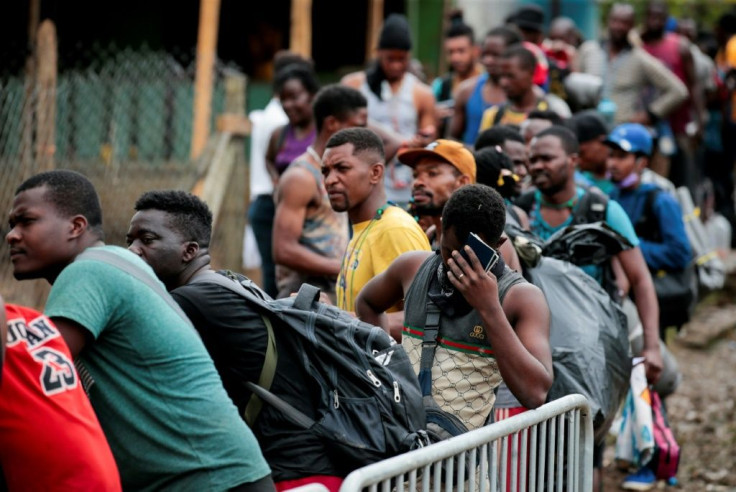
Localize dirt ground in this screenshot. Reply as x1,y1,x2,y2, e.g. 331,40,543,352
602,263,736,491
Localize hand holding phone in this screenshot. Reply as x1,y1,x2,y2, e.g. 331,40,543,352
460,232,499,273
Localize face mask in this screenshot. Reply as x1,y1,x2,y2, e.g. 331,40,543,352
615,172,639,189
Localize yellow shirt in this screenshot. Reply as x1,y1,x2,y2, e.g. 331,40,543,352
336,206,431,313
478,99,550,132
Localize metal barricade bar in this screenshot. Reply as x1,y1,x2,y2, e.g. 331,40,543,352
338,394,593,492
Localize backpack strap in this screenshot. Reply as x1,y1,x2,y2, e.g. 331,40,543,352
75,249,192,327
480,106,501,130
492,104,507,126
514,190,536,214
418,268,521,398
573,189,608,225
244,381,314,429
438,73,453,102
418,300,441,397
293,283,321,311
189,271,279,426
634,188,663,243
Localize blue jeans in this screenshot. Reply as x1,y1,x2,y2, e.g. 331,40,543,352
248,194,277,298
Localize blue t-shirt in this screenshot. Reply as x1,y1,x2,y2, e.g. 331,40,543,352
528,187,640,282
45,246,270,491
610,183,692,271
581,171,616,195
463,72,491,145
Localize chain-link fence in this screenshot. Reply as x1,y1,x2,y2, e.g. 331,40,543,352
0,42,238,308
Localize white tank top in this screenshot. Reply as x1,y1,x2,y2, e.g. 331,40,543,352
360,72,419,138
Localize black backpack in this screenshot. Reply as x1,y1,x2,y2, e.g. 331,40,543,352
632,188,698,329
193,272,429,474
515,188,623,300
514,188,608,225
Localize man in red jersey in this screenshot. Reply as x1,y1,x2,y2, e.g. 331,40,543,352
0,297,121,491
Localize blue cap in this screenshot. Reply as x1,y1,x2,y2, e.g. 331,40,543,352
604,123,653,156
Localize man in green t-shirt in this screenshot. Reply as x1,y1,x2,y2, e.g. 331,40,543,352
6,170,273,492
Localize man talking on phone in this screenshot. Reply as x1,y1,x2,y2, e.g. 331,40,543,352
355,185,553,429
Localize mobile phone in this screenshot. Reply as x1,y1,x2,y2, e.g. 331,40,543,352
460,232,499,272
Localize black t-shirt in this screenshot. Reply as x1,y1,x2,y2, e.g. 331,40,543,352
170,275,341,481
172,280,268,413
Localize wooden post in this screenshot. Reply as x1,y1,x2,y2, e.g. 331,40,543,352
36,20,57,172
191,0,221,160
289,0,312,58
191,70,250,271
21,0,41,178
365,0,384,64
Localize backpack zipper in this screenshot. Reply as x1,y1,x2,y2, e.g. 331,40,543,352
366,370,382,387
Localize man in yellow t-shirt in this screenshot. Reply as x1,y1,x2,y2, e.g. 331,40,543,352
322,128,431,314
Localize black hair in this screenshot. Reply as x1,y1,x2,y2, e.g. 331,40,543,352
441,184,506,246
485,25,524,47
273,63,320,95
445,10,475,43
273,51,314,75
719,12,736,34
535,126,580,155
502,44,537,72
134,190,213,248
312,85,367,133
325,128,385,162
527,109,564,126
16,170,104,239
473,147,515,197
475,125,524,150
567,110,609,143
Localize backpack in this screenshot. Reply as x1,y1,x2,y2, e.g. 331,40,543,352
192,273,429,474
514,187,608,226
515,188,623,300
633,188,698,329
674,186,725,292
649,391,680,481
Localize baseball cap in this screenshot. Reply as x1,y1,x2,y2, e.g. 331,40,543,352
604,123,653,156
398,139,476,183
511,5,545,32
569,111,609,144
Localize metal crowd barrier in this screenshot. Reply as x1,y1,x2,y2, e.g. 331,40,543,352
338,394,594,492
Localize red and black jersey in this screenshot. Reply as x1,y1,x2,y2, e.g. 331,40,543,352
0,304,121,491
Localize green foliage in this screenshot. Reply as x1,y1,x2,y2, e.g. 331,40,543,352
597,0,736,33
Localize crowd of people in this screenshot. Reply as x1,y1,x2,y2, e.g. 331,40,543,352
2,2,736,491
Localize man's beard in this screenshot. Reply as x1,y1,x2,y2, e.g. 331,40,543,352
413,203,444,217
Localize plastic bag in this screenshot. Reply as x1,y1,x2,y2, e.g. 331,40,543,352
525,257,631,443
